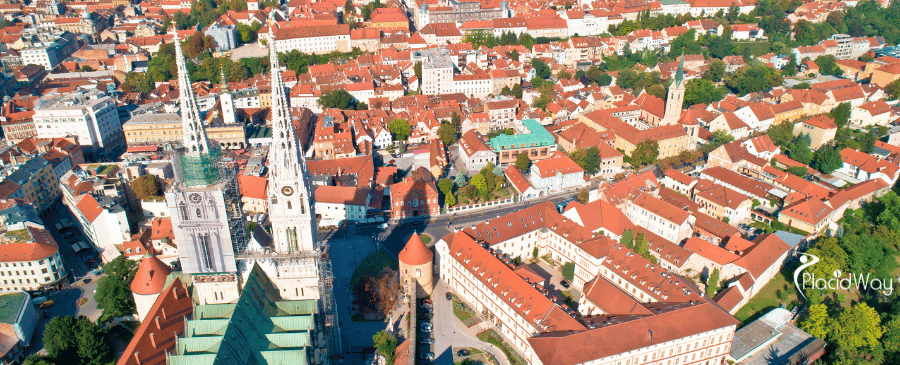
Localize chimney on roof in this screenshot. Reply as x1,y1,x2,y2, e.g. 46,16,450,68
154,315,161,330
149,332,157,348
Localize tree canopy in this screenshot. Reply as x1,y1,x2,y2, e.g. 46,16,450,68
131,175,162,201
388,119,411,141
95,256,139,321
43,316,113,365
318,90,363,110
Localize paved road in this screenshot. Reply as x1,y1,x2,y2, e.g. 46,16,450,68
432,280,509,365
24,201,103,357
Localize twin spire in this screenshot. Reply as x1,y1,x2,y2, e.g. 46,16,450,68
172,31,211,156
171,14,306,184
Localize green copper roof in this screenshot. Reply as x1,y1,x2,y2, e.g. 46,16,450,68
675,50,685,87
489,119,556,151
168,264,323,365
0,292,27,324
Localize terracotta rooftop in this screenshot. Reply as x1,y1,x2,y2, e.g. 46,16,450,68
130,255,173,295
398,232,433,266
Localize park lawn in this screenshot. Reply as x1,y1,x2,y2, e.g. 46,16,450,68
350,249,398,287
734,271,797,324
477,330,527,365
453,296,476,322
421,234,432,244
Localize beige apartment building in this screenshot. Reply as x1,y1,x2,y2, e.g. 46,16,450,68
123,113,247,149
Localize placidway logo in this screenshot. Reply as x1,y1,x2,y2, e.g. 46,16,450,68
793,253,894,299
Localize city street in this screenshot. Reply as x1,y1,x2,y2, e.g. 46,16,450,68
329,188,576,361
23,201,103,357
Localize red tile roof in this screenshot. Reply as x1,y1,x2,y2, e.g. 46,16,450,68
683,237,740,265
446,230,586,332
75,194,103,223
131,255,173,295
117,279,193,365
314,185,368,205
632,193,691,225
527,302,739,365
800,115,837,130
734,234,791,278
532,152,584,177
237,175,268,200
399,233,433,266
581,275,653,316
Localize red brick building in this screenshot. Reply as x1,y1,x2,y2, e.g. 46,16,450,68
390,167,439,219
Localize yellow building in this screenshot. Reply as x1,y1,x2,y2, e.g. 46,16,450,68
0,157,62,215
123,113,247,149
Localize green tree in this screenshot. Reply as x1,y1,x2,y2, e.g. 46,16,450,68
706,268,720,297
577,188,589,203
886,78,900,100
767,121,794,147
801,304,831,340
708,35,735,59
22,355,55,365
95,256,139,321
815,55,843,76
620,230,634,249
515,153,531,171
77,318,113,365
437,122,457,146
561,262,575,281
703,59,726,82
43,316,80,360
631,140,660,167
470,174,487,194
373,330,398,365
438,178,454,195
812,143,843,174
782,54,799,76
668,29,703,57
684,78,727,107
318,90,358,110
124,72,154,94
388,119,411,141
883,317,900,363
789,133,814,164
531,58,551,79
569,147,601,175
130,175,161,201
830,303,883,351
829,102,851,128
793,20,818,45
414,61,422,80
724,64,783,96
455,172,467,188
701,130,736,154
787,166,809,177
634,233,651,261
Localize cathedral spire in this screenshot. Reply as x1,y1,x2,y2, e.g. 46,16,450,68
173,32,211,155
268,11,305,182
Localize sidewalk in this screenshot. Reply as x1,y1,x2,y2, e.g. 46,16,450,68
432,279,511,365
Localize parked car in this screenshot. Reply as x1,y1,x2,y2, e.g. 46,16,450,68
419,338,434,344
445,292,452,300
420,352,434,360
39,300,55,309
420,326,432,333
560,280,571,289
457,349,469,357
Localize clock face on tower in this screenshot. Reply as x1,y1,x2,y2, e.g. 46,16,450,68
282,186,294,196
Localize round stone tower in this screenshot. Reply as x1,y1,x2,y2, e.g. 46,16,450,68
130,254,173,322
398,232,434,298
